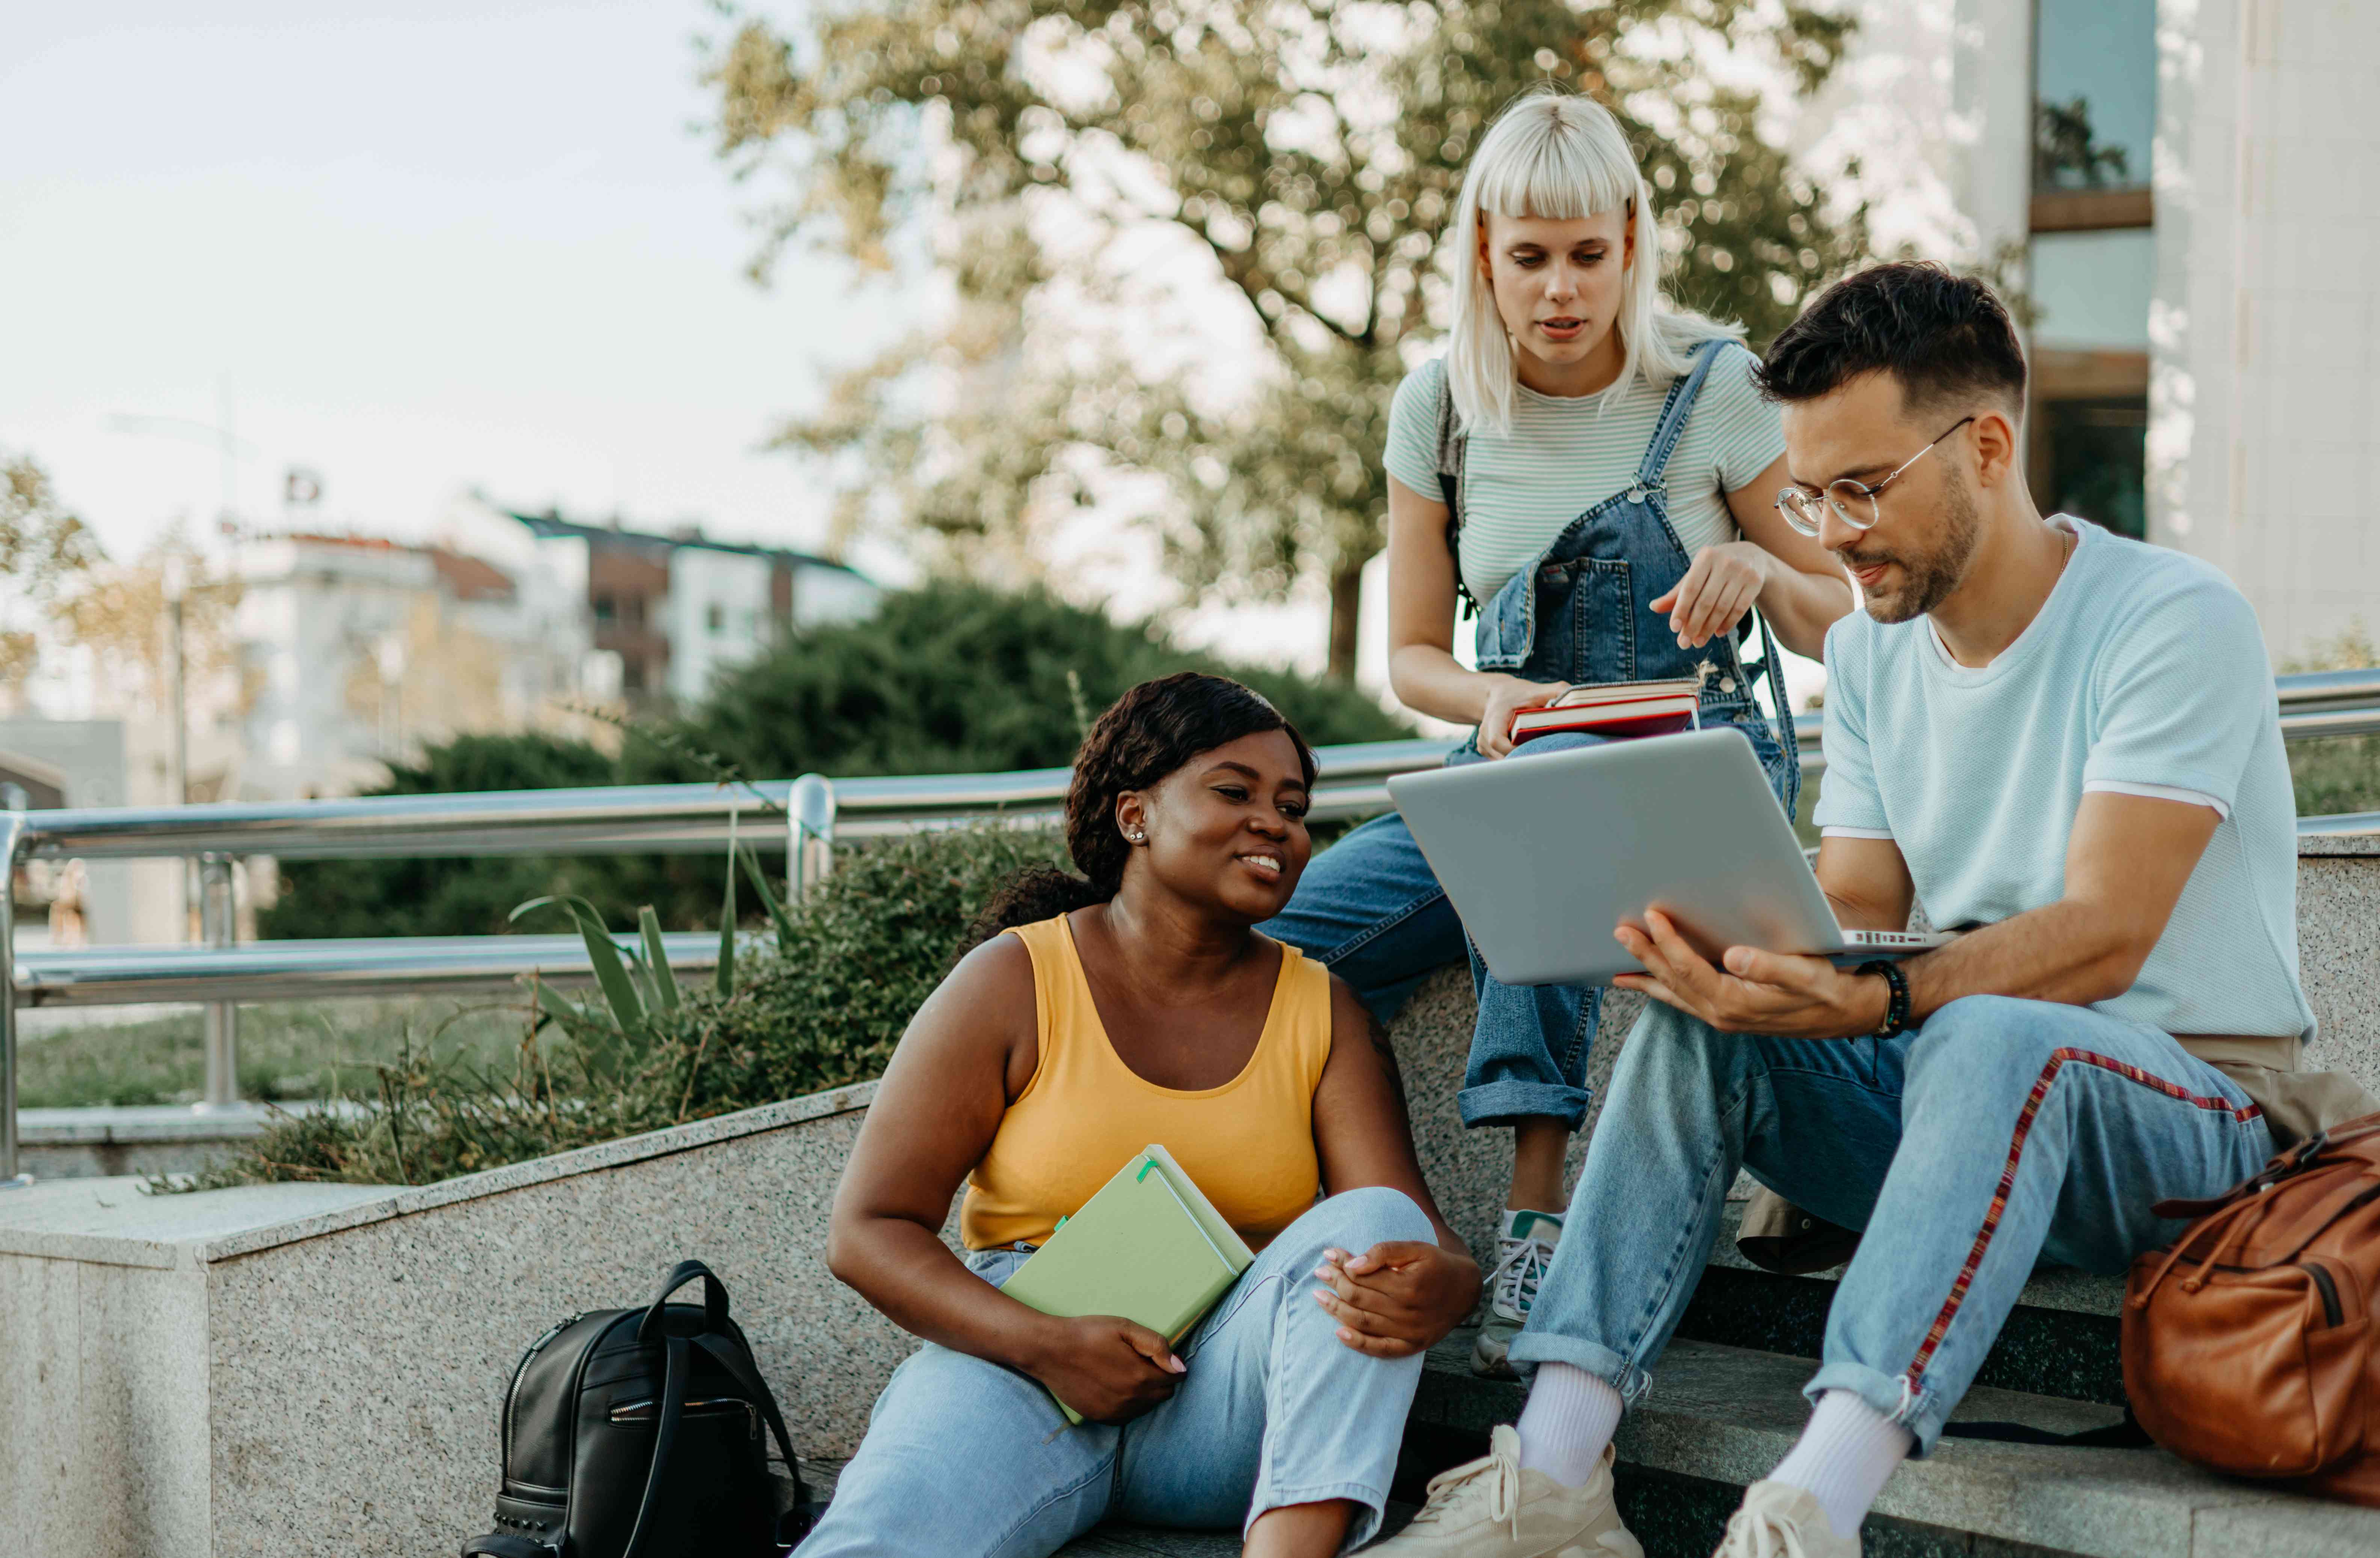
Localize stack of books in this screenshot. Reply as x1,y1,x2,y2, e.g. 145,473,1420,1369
1507,677,1702,746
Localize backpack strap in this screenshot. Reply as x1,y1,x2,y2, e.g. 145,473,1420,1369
636,1258,729,1342
619,1333,690,1558
694,1332,802,1476
1427,360,1479,619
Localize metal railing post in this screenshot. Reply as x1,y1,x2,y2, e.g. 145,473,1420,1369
1,812,30,1187
788,774,835,904
197,853,240,1110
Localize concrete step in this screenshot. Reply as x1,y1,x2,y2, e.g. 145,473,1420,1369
1405,1329,2380,1558
1684,1201,2130,1406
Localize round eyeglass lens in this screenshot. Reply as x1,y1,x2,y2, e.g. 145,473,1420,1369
1774,485,1877,537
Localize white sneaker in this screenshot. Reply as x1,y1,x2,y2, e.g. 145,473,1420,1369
1473,1210,1561,1378
1711,1481,1859,1558
1370,1424,1642,1558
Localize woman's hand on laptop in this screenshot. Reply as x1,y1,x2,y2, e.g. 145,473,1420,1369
1308,1241,1482,1356
1613,909,1891,1040
1476,676,1575,758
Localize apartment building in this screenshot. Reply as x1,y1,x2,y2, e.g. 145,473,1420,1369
454,501,881,706
1831,0,2375,661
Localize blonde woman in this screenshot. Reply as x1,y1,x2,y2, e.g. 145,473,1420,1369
1264,84,1851,1380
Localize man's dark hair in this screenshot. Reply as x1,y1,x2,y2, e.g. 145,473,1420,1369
1756,261,2027,417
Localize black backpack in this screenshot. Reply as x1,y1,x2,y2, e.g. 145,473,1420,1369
461,1259,813,1558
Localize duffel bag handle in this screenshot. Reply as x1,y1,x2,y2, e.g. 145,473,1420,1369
636,1258,730,1344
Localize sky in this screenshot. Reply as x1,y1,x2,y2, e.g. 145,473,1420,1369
0,0,1841,703
2,0,893,572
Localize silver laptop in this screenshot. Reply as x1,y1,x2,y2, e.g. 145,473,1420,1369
1386,728,1953,987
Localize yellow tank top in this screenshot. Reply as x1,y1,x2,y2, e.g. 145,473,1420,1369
959,913,1332,1251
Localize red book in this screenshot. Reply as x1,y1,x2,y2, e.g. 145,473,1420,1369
1508,679,1702,746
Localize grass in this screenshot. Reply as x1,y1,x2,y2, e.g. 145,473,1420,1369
16,997,530,1110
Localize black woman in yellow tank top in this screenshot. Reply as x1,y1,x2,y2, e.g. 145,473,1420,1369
808,673,1481,1558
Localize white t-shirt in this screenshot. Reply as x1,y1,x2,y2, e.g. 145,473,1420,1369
1382,344,1786,604
1816,516,2313,1040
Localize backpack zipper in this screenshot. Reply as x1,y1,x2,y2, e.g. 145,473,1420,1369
2300,1261,2344,1327
609,1396,761,1440
500,1312,590,1482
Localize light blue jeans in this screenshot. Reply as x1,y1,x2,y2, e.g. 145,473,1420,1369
1264,725,1787,1131
1508,995,2278,1452
801,1188,1435,1556
1262,730,1614,1129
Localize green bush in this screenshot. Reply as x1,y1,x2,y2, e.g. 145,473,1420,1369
264,580,1410,938
183,827,1067,1189
2283,624,2380,818
623,579,1411,785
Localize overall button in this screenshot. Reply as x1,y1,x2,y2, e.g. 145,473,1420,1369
1624,486,1647,503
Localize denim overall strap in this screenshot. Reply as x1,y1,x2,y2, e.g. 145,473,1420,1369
1631,338,1730,498
1633,338,1802,815
1428,359,1478,618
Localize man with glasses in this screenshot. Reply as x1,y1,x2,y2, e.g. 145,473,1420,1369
1372,263,2371,1558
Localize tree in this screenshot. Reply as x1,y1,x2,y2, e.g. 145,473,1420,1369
707,0,1862,676
264,579,1410,936
0,451,106,692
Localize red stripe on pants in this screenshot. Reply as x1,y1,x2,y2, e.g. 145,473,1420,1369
1903,1047,2260,1387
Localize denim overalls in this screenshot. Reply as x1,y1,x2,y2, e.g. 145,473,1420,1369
1262,339,1800,1130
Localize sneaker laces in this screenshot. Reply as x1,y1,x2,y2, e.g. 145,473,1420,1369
1719,1501,1825,1558
1408,1426,1525,1537
1485,1229,1554,1321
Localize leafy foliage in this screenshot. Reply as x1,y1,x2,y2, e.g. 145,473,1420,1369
2283,622,2380,819
182,827,1068,1188
620,578,1411,785
257,733,662,939
264,580,1408,936
0,450,108,689
708,0,1865,671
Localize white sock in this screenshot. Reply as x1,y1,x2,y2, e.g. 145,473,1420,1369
1767,1390,1914,1540
1515,1362,1624,1487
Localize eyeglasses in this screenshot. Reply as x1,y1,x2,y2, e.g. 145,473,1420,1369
1773,416,1977,537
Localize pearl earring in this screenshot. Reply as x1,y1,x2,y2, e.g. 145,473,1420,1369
1126,829,1145,844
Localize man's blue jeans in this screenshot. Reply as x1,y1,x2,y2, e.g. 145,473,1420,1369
1507,994,2278,1452
802,1189,1435,1557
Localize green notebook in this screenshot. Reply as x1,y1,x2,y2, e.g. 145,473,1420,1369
998,1144,1257,1423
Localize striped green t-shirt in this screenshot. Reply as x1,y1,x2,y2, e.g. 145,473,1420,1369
1383,344,1787,605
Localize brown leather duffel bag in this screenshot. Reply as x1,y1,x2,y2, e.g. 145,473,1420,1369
2125,1112,2380,1505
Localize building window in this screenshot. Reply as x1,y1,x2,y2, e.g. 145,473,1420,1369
2028,0,2154,540
623,656,647,693
706,603,725,634
593,592,617,624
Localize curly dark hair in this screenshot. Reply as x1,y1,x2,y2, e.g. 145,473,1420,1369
1756,261,2027,418
960,672,1319,953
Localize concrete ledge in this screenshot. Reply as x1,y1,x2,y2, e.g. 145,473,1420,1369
0,1084,896,1558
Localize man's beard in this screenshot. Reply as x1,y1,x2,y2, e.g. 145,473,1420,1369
1848,470,1982,624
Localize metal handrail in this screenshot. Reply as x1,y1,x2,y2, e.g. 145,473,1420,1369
2,670,2374,1184
5,738,1455,862
12,932,720,1008
1791,666,2380,776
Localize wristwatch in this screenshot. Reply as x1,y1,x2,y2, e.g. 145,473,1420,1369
1856,959,1911,1038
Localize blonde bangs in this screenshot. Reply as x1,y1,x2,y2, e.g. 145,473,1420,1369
1443,85,1745,441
